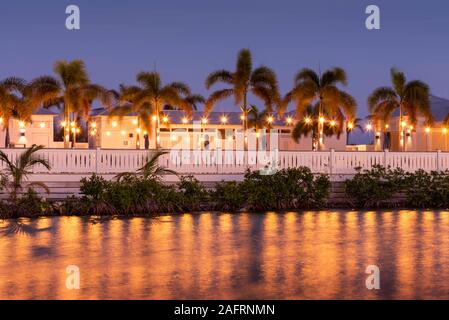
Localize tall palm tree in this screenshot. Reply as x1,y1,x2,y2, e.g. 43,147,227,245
205,49,281,133
368,68,432,151
284,67,356,150
31,60,113,148
291,103,344,150
111,72,196,149
0,77,54,148
0,145,51,201
0,77,27,148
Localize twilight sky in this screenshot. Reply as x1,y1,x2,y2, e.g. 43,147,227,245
1,0,449,120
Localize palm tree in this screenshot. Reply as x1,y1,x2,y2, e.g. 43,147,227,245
368,68,432,151
0,77,54,148
115,151,177,181
0,77,27,148
284,67,356,150
31,60,113,148
111,72,197,149
0,145,51,201
291,103,344,150
205,49,281,133
247,105,273,151
346,118,364,144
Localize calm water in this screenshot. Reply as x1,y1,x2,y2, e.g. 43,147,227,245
1,211,449,300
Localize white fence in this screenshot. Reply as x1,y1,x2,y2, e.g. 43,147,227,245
1,148,449,176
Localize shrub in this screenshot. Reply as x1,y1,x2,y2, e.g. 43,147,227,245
240,167,330,211
404,170,449,208
177,175,209,211
344,165,407,208
213,181,245,212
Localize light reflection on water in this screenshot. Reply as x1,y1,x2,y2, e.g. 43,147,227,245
1,211,449,300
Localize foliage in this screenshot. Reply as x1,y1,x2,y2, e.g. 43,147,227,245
0,188,52,218
205,49,281,117
404,170,449,208
213,181,245,212
0,145,51,201
344,165,407,208
177,175,209,211
368,68,432,125
241,167,330,211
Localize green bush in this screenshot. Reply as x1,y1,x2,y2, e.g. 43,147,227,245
213,181,245,212
344,165,407,208
404,170,449,208
241,167,330,211
177,175,209,211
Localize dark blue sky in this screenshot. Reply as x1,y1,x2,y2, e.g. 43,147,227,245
1,0,449,119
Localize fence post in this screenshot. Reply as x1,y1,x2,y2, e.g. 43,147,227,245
329,149,335,177
384,149,389,167
437,150,441,171
95,147,100,174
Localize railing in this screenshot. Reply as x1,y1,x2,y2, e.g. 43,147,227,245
1,148,449,176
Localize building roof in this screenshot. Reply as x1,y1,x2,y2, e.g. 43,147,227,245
33,108,58,116
429,95,449,121
391,95,449,122
91,108,296,126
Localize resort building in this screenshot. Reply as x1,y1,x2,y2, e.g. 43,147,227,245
375,95,449,152
89,110,347,151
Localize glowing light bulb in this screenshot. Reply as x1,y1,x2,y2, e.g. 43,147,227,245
106,131,111,136
385,124,389,129
366,123,373,131
240,115,246,120
19,121,25,128
91,122,97,128
267,116,274,123
70,121,76,128
443,128,448,135
61,121,67,127
162,116,169,123
401,121,407,127
39,122,45,129
136,128,141,134
347,122,354,130
425,127,431,134
304,117,311,124
286,117,293,125
121,130,126,136
90,130,96,136
132,119,138,125
319,117,325,124
152,115,157,122
202,118,208,124
0,117,4,124
330,120,336,127
182,117,188,124
221,116,228,124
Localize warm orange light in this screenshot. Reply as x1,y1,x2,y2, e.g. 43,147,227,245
121,130,126,136
385,124,390,129
347,122,354,130
286,117,293,125
425,127,431,134
91,122,97,128
39,122,46,129
162,116,169,123
401,121,407,127
319,117,325,124
112,121,118,128
182,117,188,124
132,119,138,125
304,117,311,124
240,114,246,120
267,116,274,123
221,116,228,124
202,117,208,124
366,123,373,131
19,121,25,128
329,120,336,127
443,128,448,135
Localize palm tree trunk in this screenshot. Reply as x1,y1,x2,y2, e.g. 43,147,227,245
64,109,70,149
136,117,141,149
399,102,404,152
318,99,323,151
4,125,10,148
